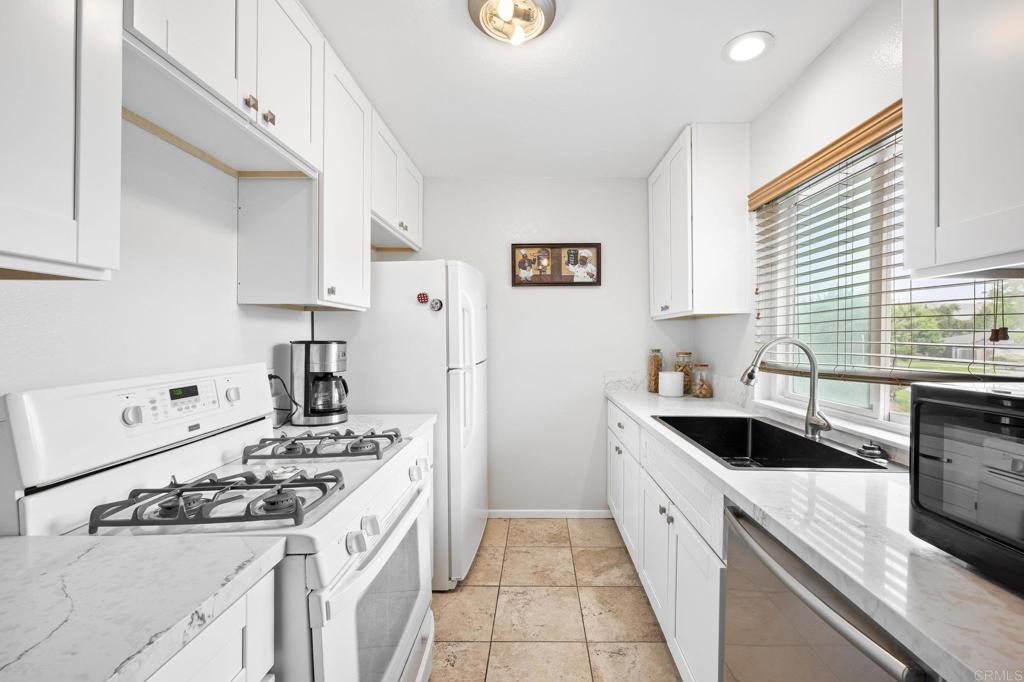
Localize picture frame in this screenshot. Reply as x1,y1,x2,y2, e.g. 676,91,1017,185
511,243,602,287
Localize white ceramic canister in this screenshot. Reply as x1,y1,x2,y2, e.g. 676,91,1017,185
658,371,685,397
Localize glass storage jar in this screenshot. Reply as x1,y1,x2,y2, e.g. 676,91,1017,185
647,349,663,393
674,352,694,395
693,362,714,399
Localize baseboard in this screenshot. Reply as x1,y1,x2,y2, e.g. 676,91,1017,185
488,509,613,519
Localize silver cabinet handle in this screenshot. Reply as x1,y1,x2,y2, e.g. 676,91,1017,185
725,508,925,681
666,514,674,524
615,446,622,454
660,304,669,311
658,505,666,515
399,221,409,231
617,422,624,429
327,286,336,296
243,94,259,110
262,110,277,126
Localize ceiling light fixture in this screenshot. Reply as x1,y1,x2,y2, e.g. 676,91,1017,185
469,0,556,46
722,31,774,63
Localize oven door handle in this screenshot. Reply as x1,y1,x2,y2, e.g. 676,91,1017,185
313,483,429,625
725,509,927,682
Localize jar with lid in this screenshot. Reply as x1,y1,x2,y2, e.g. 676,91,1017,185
647,349,663,393
674,352,694,395
693,362,714,399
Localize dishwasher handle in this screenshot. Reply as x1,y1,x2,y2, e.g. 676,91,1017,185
725,508,927,682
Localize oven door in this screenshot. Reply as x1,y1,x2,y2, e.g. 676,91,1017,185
309,483,433,682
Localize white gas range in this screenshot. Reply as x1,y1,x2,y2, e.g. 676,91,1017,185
0,363,436,682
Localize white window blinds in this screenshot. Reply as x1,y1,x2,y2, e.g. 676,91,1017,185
754,130,1024,386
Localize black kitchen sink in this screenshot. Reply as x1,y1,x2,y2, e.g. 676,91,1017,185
653,416,894,471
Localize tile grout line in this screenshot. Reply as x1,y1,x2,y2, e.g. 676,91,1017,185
567,519,597,682
482,521,507,682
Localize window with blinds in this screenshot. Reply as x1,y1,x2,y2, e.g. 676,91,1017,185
754,130,1024,420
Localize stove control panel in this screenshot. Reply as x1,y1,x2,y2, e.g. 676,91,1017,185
118,379,221,428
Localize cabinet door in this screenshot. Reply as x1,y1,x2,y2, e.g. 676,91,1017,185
320,47,372,309
255,0,323,167
621,449,639,560
607,433,624,522
640,470,673,629
129,0,237,104
667,128,692,314
372,111,401,229
0,0,121,279
672,514,724,682
399,158,424,247
648,159,672,317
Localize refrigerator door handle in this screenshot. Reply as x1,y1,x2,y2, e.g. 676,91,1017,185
725,509,927,682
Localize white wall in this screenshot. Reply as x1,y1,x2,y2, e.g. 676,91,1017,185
0,124,307,395
694,0,902,380
369,178,693,513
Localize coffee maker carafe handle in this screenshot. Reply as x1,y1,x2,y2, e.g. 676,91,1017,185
342,376,349,397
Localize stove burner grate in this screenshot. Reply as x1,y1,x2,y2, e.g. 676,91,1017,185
242,428,403,463
87,469,344,534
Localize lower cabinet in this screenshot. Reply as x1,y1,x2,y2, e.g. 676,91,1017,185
671,507,725,682
621,448,640,562
639,470,674,629
607,431,625,521
147,570,275,682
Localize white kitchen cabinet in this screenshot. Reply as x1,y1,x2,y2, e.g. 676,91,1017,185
648,123,750,319
671,512,725,682
237,45,371,311
125,0,237,106
371,111,423,250
0,0,121,280
621,445,640,562
239,0,324,169
904,0,1024,278
607,431,625,522
639,470,674,630
147,570,275,682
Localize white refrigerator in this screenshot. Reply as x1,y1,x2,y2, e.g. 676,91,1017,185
326,260,488,591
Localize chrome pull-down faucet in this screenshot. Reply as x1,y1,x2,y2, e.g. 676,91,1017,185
740,336,832,442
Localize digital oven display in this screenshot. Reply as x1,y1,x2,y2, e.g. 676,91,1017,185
169,385,199,401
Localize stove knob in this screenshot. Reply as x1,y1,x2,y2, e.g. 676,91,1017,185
409,465,423,482
225,386,242,403
121,405,144,427
417,458,430,474
345,530,367,555
361,515,381,537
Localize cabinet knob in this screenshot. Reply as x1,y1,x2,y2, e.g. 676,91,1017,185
617,422,624,429
262,110,277,126
660,304,669,312
243,94,259,110
666,515,675,525
658,505,667,515
327,286,337,296
615,446,622,454
399,221,409,231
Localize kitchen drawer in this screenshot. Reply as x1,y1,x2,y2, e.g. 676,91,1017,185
642,431,724,558
607,401,639,456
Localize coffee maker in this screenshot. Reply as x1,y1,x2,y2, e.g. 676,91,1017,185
290,341,349,425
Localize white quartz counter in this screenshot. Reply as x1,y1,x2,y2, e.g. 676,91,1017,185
606,390,1024,682
0,535,284,682
279,413,436,440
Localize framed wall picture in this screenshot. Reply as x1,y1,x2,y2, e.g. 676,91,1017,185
511,243,601,287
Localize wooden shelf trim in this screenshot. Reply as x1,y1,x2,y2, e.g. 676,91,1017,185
747,99,902,211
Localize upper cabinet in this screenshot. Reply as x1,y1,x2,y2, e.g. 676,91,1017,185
648,124,750,319
904,0,1024,278
371,111,423,251
236,44,371,311
239,0,324,168
0,0,122,280
123,0,323,174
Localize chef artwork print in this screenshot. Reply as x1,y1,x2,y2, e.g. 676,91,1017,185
511,243,602,287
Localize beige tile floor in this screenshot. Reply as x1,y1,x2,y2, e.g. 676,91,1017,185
430,518,680,682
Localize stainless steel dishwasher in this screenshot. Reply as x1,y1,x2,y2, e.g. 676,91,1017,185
723,508,935,682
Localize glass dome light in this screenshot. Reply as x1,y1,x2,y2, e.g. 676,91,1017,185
469,0,557,46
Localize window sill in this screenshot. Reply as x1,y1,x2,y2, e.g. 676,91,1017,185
752,398,910,464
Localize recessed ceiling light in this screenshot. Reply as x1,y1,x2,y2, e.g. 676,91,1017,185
722,31,774,63
468,0,556,46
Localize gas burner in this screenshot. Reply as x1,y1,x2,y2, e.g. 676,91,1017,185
156,493,208,518
87,469,345,534
261,490,301,514
268,465,307,481
242,428,404,463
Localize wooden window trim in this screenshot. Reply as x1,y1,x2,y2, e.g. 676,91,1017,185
747,99,902,211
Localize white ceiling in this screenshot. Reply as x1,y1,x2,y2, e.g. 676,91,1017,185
302,0,873,178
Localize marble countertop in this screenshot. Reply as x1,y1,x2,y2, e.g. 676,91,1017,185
278,413,436,440
0,535,285,682
607,390,1024,682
